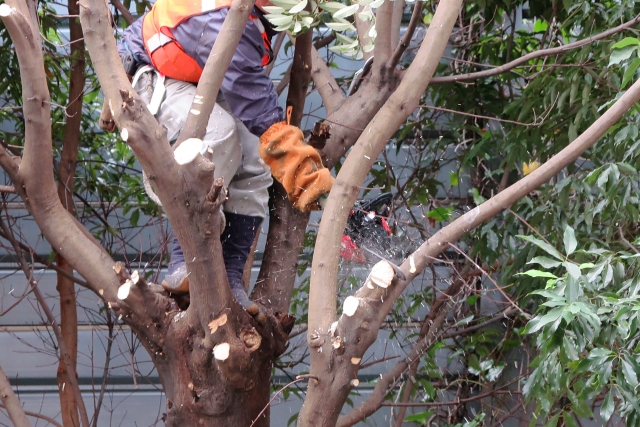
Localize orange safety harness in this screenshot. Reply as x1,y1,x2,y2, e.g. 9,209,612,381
142,0,273,83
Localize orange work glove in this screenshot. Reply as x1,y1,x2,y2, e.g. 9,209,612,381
260,122,334,213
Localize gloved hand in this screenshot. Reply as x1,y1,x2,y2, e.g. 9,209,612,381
260,122,334,213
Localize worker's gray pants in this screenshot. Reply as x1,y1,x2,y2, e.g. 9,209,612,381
133,68,272,218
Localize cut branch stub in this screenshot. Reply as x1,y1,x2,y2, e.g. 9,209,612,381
240,327,262,352
213,342,231,361
365,260,394,289
175,138,205,165
343,296,360,317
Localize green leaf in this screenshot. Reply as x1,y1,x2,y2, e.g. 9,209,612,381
317,1,344,12
130,208,140,228
622,57,640,89
404,411,434,423
621,357,639,389
533,20,548,33
332,3,359,19
528,256,562,268
564,262,581,280
449,171,459,186
562,412,578,427
427,207,454,223
609,45,638,66
524,307,564,334
288,0,307,14
454,314,474,326
517,235,564,261
518,270,558,279
612,37,640,50
563,226,577,255
266,14,294,26
600,389,615,424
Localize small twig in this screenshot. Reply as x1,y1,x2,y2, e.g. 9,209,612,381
447,243,531,319
359,354,401,370
0,185,16,193
110,0,134,25
249,375,319,427
380,389,522,407
618,226,639,254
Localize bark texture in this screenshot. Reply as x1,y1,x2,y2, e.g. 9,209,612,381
55,1,85,423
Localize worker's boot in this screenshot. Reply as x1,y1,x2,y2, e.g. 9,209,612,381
221,212,262,317
162,234,190,294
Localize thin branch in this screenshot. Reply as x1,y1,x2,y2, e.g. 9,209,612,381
430,14,640,85
265,32,286,77
381,389,522,407
0,228,89,286
619,226,639,254
0,185,15,193
110,0,134,25
380,69,640,327
388,0,423,68
422,97,557,127
313,32,336,50
174,0,256,146
309,0,462,343
447,243,531,319
249,375,319,427
0,215,90,427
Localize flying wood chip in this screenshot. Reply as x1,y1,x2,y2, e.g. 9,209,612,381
208,313,228,334
307,122,331,150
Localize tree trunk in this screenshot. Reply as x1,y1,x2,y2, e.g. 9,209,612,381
55,1,85,424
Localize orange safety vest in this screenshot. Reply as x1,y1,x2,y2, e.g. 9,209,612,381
142,0,273,83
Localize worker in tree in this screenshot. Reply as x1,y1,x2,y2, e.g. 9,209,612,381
104,0,334,316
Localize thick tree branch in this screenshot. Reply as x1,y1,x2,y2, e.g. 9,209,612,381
389,0,405,50
430,13,640,85
308,0,461,341
0,364,31,427
354,6,374,61
175,0,256,146
287,26,312,125
110,0,134,25
372,0,393,67
299,2,463,426
310,45,343,115
253,24,313,313
55,1,85,422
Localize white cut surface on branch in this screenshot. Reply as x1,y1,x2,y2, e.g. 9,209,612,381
213,343,230,361
343,296,359,316
174,138,204,165
117,280,132,300
0,4,14,16
367,260,394,288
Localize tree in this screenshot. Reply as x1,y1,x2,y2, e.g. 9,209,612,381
2,0,640,426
